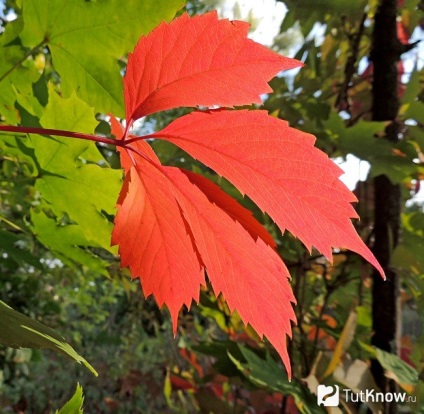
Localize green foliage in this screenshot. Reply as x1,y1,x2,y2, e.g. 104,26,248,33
228,346,322,414
1,0,424,412
29,90,122,272
0,300,96,375
0,0,188,411
0,228,42,269
374,348,419,386
18,0,185,116
56,384,83,414
266,0,424,410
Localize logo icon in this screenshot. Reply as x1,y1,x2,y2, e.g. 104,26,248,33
317,384,340,406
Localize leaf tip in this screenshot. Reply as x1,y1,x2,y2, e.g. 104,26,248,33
169,307,180,338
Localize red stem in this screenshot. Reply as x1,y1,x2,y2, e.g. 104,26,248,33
0,123,164,167
0,124,127,148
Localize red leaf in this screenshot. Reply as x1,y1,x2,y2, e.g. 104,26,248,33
112,117,296,375
169,374,197,391
163,166,296,377
150,109,384,277
179,169,276,248
109,11,385,379
112,164,205,328
124,11,301,122
110,119,204,328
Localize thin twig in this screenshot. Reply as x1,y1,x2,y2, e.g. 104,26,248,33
335,13,368,112
313,265,331,350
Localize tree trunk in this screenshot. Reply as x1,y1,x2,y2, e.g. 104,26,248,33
370,1,402,413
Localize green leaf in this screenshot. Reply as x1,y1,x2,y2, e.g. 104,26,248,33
326,113,421,182
19,0,185,115
0,300,97,376
0,15,42,122
325,113,386,158
0,132,38,176
401,70,421,105
375,348,419,386
409,125,424,153
192,340,243,377
228,346,324,414
28,91,122,266
368,155,423,183
356,305,372,328
163,371,174,409
31,210,110,275
36,87,105,169
56,384,84,414
34,165,120,253
404,101,424,124
393,233,424,274
282,0,367,34
393,212,424,274
0,49,40,124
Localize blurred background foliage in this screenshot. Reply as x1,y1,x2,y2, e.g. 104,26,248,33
0,0,423,413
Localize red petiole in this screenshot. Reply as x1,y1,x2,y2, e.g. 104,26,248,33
0,123,164,167
0,124,130,147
